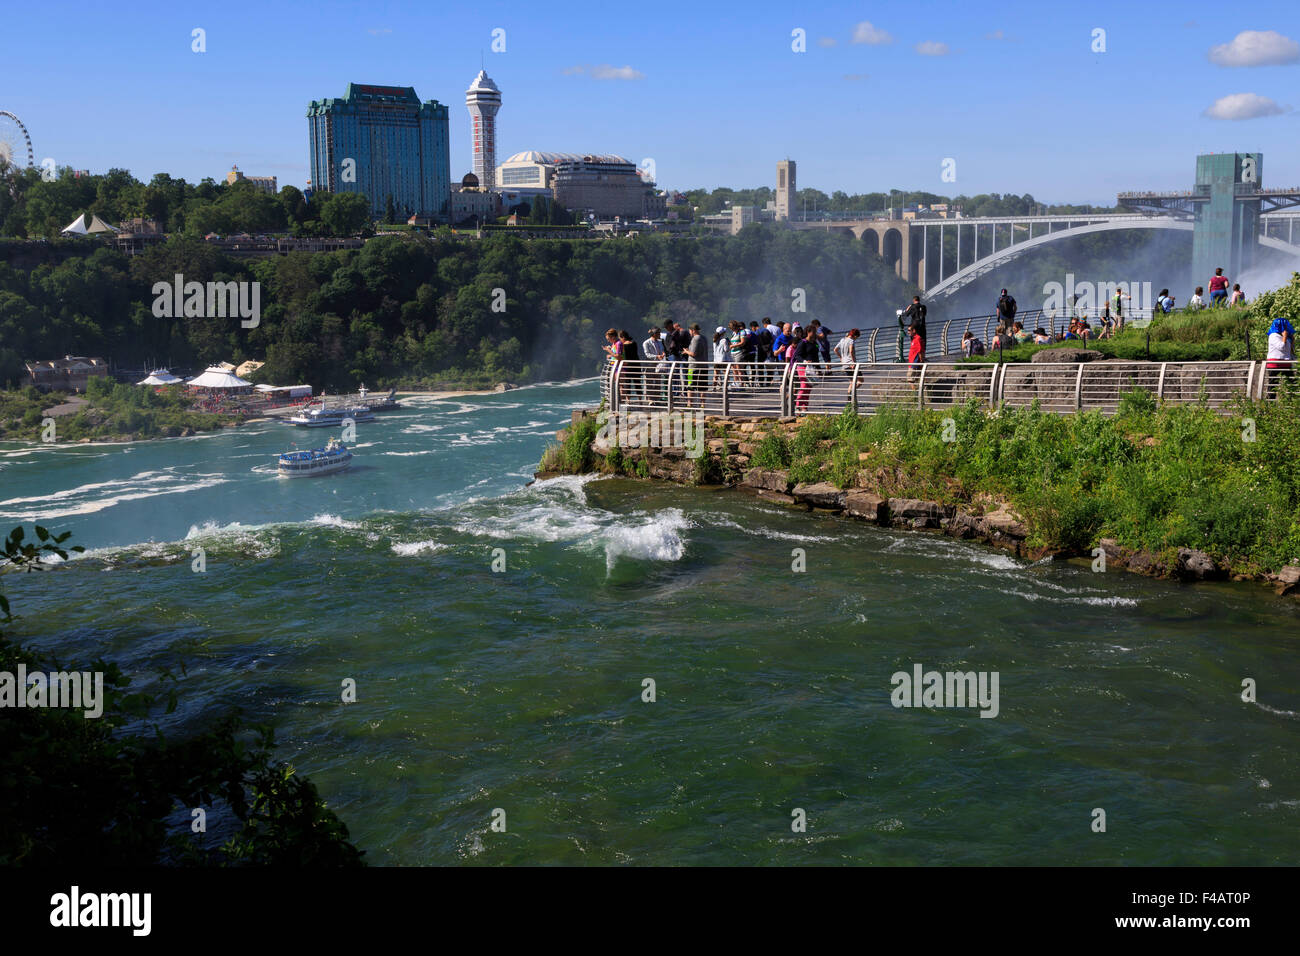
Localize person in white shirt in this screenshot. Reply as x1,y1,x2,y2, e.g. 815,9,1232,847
1188,287,1205,311
642,327,666,403
1267,317,1295,365
834,328,859,367
643,327,665,361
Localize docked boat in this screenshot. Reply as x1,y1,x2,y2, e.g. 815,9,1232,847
277,437,353,477
358,384,403,413
286,402,375,427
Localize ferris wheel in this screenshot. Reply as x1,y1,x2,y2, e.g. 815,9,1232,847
0,111,35,169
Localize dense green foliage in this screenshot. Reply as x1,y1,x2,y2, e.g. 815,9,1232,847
1,228,917,391
0,527,364,865
0,160,374,239
748,387,1300,572
0,378,234,441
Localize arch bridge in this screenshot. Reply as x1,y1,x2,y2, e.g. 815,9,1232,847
792,211,1300,299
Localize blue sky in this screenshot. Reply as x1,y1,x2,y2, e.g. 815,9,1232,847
4,0,1298,204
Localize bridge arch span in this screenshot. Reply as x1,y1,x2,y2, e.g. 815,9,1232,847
923,219,1194,300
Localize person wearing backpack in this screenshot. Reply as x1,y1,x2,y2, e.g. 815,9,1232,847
996,289,1017,325
901,296,927,342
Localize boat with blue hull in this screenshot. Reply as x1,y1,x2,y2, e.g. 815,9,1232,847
277,437,353,477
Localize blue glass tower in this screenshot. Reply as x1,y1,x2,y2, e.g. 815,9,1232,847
307,84,451,221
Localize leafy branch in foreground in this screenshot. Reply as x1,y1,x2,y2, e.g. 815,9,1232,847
0,526,363,866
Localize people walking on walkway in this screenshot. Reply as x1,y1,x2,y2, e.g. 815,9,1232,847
835,328,859,372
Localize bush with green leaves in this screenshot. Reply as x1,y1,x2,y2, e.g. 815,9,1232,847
0,526,364,866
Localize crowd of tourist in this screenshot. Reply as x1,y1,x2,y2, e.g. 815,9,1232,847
604,314,876,411
602,268,1291,409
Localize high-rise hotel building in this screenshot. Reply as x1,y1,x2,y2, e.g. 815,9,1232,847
307,83,451,221
465,70,502,191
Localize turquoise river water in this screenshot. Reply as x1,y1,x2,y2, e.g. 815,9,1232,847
1,380,1297,864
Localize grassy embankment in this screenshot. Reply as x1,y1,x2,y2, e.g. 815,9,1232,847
963,285,1294,364
0,377,236,442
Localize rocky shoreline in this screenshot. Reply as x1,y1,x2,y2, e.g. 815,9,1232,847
540,409,1300,600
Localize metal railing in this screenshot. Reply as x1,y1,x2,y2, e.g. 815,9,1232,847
799,307,1160,364
600,359,1287,419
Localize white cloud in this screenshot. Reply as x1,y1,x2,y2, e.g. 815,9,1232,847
852,21,893,45
562,64,645,80
589,64,645,81
915,41,950,56
1202,93,1288,120
1208,30,1299,67
818,37,837,48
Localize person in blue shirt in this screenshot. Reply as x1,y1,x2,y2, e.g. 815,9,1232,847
772,324,792,362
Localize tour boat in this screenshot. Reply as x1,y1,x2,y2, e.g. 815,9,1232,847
358,384,403,413
277,437,353,477
286,402,375,427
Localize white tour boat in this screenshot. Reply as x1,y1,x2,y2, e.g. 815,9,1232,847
277,437,353,477
286,402,375,428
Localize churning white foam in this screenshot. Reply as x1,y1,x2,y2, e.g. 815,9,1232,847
0,470,229,521
391,540,446,556
600,508,689,573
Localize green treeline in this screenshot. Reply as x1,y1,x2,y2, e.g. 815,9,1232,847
0,162,370,239
0,229,918,391
683,185,1121,218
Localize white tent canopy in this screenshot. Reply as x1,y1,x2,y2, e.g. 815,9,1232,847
138,369,183,385
61,213,119,236
187,366,252,389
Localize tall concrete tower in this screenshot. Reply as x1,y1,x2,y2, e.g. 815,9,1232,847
465,70,502,190
776,160,796,221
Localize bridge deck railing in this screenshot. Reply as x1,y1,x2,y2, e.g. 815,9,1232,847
600,359,1282,420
